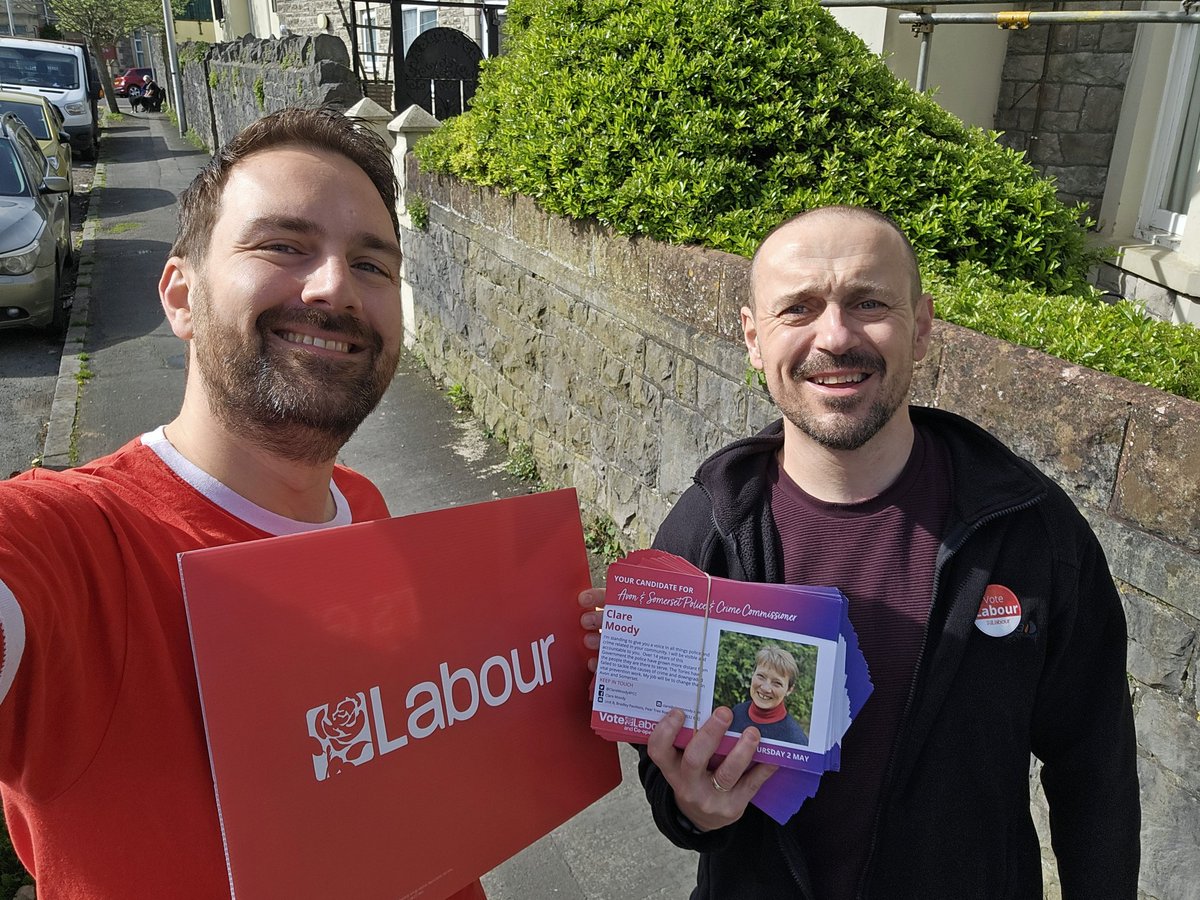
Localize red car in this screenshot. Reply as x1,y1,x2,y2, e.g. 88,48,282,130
114,67,154,97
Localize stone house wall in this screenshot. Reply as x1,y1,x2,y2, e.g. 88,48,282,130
176,34,362,151
993,2,1137,222
402,162,1199,900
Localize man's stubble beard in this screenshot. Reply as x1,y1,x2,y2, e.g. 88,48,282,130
191,290,399,464
769,349,910,452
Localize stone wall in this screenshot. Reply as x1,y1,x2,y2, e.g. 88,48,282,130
177,34,363,151
993,2,1137,221
402,163,1199,900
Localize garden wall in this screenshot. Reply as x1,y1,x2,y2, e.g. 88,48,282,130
176,35,363,152
402,162,1199,900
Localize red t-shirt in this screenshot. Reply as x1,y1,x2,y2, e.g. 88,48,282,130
0,430,486,900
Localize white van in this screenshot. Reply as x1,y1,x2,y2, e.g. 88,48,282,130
0,38,102,160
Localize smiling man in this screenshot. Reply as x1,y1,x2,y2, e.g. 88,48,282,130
637,207,1140,899
0,108,485,899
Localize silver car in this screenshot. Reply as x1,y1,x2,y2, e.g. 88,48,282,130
0,111,71,332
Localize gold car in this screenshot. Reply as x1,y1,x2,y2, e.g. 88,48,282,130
0,90,72,188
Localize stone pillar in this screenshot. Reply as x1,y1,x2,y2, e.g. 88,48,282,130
388,104,440,212
345,96,395,149
388,104,440,349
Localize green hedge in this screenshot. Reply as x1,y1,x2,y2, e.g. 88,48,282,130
417,0,1200,400
419,0,1098,293
933,265,1200,399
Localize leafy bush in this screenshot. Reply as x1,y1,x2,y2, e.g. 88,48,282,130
584,516,624,563
932,264,1200,399
419,0,1098,294
417,0,1200,400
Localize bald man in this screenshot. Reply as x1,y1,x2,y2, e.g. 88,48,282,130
638,206,1139,899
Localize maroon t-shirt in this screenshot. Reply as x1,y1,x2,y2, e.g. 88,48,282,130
769,424,952,899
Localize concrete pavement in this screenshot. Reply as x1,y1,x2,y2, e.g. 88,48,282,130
43,111,698,898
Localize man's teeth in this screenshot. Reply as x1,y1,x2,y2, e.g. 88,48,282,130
813,373,867,385
283,332,350,353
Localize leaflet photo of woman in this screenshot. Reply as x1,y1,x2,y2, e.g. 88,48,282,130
713,637,816,746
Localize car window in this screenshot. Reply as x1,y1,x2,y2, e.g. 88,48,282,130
0,101,50,140
11,133,47,184
0,49,80,90
0,142,27,196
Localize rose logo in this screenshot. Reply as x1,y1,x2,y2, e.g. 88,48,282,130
306,693,374,781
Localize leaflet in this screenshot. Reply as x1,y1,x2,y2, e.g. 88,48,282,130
590,549,872,822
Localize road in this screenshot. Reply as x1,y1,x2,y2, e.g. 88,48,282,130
0,159,95,477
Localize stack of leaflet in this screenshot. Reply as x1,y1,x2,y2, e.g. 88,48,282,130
590,549,872,824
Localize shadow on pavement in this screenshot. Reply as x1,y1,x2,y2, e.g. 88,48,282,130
96,186,180,216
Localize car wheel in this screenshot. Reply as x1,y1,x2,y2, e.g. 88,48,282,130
129,85,143,99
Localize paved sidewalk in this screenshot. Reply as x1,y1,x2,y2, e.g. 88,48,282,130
46,112,698,898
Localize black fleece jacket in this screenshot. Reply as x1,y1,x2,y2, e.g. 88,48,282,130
643,407,1139,900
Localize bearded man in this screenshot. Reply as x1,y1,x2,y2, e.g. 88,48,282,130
630,206,1140,899
0,108,488,899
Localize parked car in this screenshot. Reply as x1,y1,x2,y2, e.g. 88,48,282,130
0,38,103,160
0,90,72,189
0,112,72,332
114,67,153,97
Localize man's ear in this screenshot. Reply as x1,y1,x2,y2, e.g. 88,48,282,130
741,306,763,370
913,292,934,361
160,257,195,340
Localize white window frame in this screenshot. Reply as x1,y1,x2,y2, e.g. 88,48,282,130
355,2,380,75
402,4,438,54
1136,25,1200,248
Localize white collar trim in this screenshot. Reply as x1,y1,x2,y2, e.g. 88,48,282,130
140,426,351,535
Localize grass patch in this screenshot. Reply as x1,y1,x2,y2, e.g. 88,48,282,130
407,197,430,230
102,222,140,234
183,128,208,151
584,516,624,563
505,441,540,483
446,383,472,412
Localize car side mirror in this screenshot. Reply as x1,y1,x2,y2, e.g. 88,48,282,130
41,175,70,194
59,131,69,144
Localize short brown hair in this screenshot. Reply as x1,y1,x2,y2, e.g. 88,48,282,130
171,106,399,261
755,645,800,690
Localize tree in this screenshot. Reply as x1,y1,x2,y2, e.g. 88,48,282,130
49,0,184,112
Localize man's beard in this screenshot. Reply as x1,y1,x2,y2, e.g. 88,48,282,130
770,349,907,452
192,299,399,464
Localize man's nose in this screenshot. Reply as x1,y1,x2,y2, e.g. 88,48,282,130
301,255,361,313
813,304,859,355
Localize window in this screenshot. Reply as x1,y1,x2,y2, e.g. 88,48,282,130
354,2,392,76
179,0,214,21
402,5,437,54
1137,26,1200,247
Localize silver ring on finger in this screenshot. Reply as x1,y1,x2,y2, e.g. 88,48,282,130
711,774,730,793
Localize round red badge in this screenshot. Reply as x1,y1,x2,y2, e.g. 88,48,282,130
975,584,1022,637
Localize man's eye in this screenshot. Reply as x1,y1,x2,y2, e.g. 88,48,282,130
354,260,391,277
